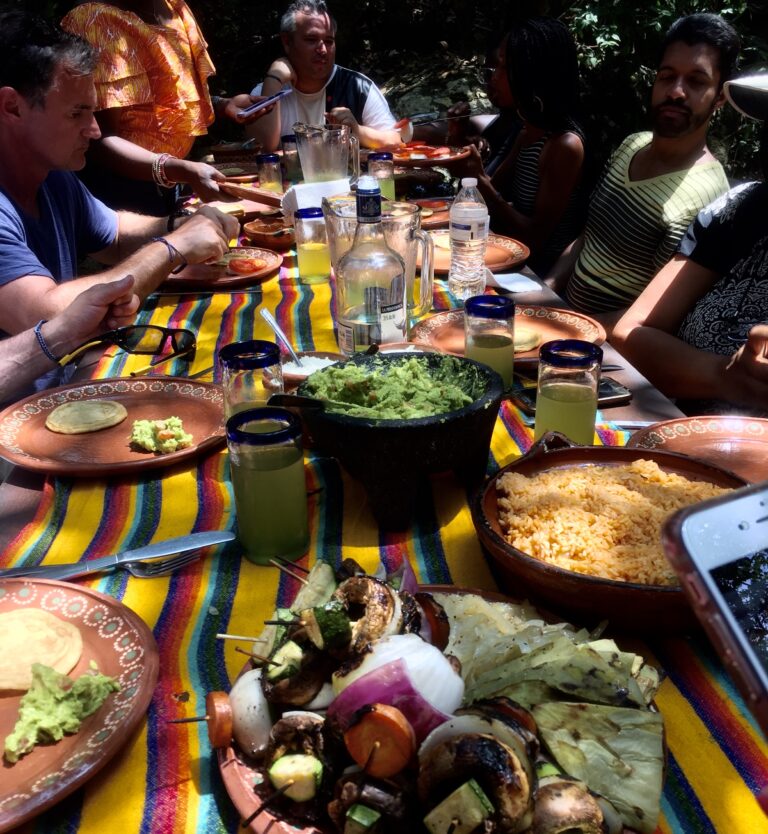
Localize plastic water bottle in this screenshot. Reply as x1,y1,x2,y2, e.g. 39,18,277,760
448,177,489,301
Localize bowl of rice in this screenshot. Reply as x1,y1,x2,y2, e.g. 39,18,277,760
470,433,747,633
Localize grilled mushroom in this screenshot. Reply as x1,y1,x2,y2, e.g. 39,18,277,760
332,576,403,652
532,778,606,834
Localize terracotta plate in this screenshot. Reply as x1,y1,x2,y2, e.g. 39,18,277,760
242,218,295,251
628,415,768,483
0,377,225,476
471,435,747,633
426,231,529,273
409,198,452,230
0,579,158,832
391,145,471,167
160,248,283,291
211,162,260,183
217,584,651,833
410,305,606,365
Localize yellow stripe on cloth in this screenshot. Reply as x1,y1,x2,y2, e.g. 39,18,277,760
656,678,768,833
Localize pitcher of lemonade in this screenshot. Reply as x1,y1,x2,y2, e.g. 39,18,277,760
293,122,360,184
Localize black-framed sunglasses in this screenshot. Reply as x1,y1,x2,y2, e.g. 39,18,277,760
58,325,197,372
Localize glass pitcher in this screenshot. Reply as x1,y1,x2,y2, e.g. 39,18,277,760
322,196,434,321
293,122,360,184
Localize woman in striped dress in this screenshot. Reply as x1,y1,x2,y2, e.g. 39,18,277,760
451,18,587,276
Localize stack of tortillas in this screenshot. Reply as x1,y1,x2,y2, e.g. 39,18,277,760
0,609,83,690
45,400,127,434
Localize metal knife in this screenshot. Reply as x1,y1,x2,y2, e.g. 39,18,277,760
0,530,236,582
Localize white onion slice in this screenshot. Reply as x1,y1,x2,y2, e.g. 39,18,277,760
229,669,272,757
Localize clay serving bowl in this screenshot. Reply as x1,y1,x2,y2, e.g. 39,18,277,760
242,217,295,251
470,432,747,634
294,352,504,530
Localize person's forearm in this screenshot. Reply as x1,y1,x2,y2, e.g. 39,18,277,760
357,125,401,149
0,327,60,400
476,175,540,244
613,324,729,400
97,213,168,263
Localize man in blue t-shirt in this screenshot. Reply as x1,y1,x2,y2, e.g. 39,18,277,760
0,11,238,344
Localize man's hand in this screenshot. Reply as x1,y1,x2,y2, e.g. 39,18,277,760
167,208,238,264
724,325,768,409
327,107,360,138
182,161,226,202
223,94,277,125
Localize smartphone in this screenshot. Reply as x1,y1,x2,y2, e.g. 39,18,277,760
237,88,290,118
511,375,633,415
663,483,768,738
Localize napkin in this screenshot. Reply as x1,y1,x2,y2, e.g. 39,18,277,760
485,269,540,293
281,178,351,218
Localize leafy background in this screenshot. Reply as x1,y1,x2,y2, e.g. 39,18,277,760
34,0,768,178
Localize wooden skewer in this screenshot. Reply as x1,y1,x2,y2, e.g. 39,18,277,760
263,618,302,626
167,714,207,724
271,554,310,574
269,558,309,585
446,819,460,834
241,781,295,827
234,646,280,666
363,739,381,772
216,632,262,642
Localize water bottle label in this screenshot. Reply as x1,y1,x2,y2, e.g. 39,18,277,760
450,217,489,241
380,302,406,343
337,322,355,354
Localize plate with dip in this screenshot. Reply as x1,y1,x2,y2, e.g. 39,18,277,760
0,579,158,832
410,305,606,365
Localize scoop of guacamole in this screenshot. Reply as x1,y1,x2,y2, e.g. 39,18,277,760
130,416,193,453
302,355,475,419
4,662,120,763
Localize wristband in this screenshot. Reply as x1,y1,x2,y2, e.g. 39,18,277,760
264,74,284,85
34,320,58,363
151,236,188,274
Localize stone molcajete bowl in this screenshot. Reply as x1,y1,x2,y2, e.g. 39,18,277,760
286,351,504,529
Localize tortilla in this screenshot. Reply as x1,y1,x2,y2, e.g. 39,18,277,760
0,610,83,691
514,327,541,353
45,399,127,434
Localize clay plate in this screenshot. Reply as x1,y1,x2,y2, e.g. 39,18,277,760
410,305,606,366
242,218,295,251
470,434,747,633
0,377,225,477
0,579,158,832
409,198,452,230
391,144,471,167
160,248,283,291
426,232,529,273
217,584,652,833
628,415,768,483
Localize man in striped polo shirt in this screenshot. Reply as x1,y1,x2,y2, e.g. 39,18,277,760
550,14,739,332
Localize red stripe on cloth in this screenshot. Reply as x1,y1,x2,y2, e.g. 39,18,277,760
0,480,57,563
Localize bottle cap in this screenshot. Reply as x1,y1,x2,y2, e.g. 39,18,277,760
226,407,302,445
465,295,515,320
295,207,324,219
356,175,380,194
461,177,479,187
218,339,280,371
539,339,603,368
256,153,280,164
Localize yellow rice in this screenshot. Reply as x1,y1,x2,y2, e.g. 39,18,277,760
496,459,730,586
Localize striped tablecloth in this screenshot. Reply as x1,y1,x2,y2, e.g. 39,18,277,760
1,260,766,834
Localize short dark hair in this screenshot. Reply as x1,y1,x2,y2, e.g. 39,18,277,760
660,13,740,87
0,9,95,107
280,1,337,35
504,17,581,133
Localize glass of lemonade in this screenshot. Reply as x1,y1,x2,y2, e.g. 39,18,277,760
294,207,331,285
464,294,515,388
226,407,309,564
219,340,283,418
534,339,603,445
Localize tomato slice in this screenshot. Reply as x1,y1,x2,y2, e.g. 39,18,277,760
427,146,452,158
228,257,266,275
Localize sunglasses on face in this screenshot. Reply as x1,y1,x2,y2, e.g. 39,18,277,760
57,325,197,372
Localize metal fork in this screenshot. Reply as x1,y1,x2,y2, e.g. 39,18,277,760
125,550,202,578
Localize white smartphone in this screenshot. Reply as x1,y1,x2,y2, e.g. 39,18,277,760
237,88,290,118
663,482,768,737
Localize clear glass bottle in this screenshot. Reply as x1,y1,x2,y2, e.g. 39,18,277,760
448,177,489,301
534,339,603,445
464,294,515,388
294,207,331,284
218,339,283,418
335,176,407,354
226,407,309,564
367,151,396,200
256,153,283,193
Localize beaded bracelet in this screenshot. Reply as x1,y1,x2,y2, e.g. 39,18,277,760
34,319,58,363
152,153,174,188
151,236,188,274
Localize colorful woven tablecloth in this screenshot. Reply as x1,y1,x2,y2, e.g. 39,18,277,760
1,262,766,833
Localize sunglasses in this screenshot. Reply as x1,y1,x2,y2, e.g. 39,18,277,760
58,325,197,374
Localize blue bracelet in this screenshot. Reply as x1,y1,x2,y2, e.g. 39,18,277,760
151,236,188,274
34,319,58,363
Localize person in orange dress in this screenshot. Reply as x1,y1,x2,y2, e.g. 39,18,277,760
61,0,270,215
